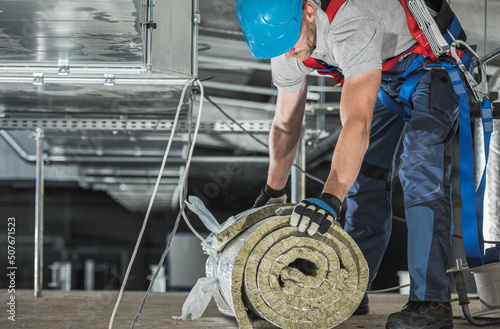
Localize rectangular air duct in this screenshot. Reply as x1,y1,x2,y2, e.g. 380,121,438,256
0,0,195,77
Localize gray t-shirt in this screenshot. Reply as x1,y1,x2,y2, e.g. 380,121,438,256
272,0,416,93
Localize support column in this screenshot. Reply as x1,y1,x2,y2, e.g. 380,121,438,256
192,0,200,78
34,128,45,297
84,260,95,291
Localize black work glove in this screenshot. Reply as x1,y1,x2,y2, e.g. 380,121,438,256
290,193,341,235
252,184,287,208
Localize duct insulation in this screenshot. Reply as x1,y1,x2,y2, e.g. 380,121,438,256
202,204,368,329
474,118,500,248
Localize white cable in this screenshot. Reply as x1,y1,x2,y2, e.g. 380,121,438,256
108,78,195,329
129,80,206,328
179,81,206,242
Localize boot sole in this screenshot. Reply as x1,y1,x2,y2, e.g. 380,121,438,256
386,319,453,329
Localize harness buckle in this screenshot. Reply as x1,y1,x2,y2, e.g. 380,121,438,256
446,31,489,102
422,58,443,70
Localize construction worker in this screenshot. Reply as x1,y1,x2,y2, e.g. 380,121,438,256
239,0,462,328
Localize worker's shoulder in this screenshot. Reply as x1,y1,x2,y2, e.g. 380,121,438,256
335,0,404,23
271,55,309,76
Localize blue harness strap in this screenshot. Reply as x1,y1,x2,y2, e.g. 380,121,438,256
379,49,493,267
375,0,493,267
443,15,463,45
378,54,426,120
398,69,427,117
377,88,405,118
439,56,492,268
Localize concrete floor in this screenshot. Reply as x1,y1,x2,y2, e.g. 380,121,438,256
0,290,498,328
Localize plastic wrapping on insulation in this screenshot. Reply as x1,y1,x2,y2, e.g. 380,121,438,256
178,197,368,329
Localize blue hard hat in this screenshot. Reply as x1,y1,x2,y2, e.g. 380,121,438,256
235,0,303,59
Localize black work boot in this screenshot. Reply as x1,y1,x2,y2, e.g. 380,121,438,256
386,301,453,329
353,294,369,315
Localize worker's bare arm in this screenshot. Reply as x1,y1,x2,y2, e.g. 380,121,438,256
322,69,382,201
266,84,308,190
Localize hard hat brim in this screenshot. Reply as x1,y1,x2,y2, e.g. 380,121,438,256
245,22,301,59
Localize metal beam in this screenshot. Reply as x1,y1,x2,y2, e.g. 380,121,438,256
0,65,145,75
1,131,269,165
0,76,189,86
194,95,277,112
198,55,271,71
0,130,37,162
192,0,200,78
0,118,272,133
202,81,319,101
203,81,278,96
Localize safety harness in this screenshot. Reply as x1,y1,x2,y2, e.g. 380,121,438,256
303,0,466,84
304,0,494,268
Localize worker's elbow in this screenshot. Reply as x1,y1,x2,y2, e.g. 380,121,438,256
361,127,370,151
344,118,371,148
346,117,370,135
361,121,371,143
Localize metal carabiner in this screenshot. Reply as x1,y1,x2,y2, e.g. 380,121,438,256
446,31,490,102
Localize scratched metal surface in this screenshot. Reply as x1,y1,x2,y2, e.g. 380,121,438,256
0,0,193,115
0,82,188,114
0,0,144,65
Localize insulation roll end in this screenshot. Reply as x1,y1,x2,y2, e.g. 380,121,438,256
208,205,368,329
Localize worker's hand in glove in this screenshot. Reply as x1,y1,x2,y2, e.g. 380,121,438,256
290,193,341,235
253,184,287,208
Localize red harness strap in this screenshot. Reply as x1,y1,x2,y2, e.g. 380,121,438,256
303,0,438,80
324,0,346,23
398,0,438,62
303,57,345,85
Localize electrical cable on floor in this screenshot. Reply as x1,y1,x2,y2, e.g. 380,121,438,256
108,79,204,329
451,296,480,303
130,88,197,327
366,284,410,294
204,94,327,186
131,202,186,328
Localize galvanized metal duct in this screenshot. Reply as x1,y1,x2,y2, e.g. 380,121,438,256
474,118,500,246
474,70,500,248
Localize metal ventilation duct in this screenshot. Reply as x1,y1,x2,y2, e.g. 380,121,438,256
0,0,144,66
0,0,195,75
0,0,198,214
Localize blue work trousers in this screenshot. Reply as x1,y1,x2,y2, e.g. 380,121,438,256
344,55,459,302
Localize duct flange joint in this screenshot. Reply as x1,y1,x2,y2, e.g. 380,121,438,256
58,67,70,76
193,14,201,25
143,22,157,30
33,73,44,86
104,74,115,86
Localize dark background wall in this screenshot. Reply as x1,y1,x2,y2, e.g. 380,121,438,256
0,161,409,292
